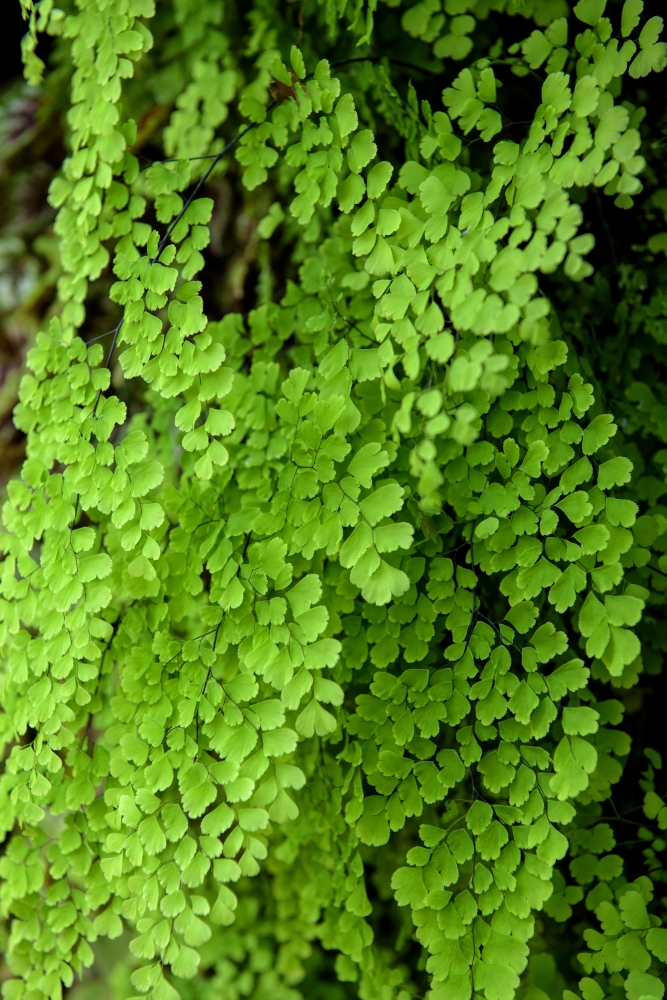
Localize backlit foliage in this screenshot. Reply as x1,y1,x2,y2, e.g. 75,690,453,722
2,3,667,1000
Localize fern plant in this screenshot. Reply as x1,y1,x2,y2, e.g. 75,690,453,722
2,2,667,1000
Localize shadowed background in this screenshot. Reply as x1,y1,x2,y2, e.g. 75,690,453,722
0,5,61,490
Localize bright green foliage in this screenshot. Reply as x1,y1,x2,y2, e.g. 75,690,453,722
2,3,667,1000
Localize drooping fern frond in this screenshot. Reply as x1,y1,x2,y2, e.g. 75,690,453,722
1,3,667,1000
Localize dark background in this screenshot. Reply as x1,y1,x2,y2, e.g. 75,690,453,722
4,3,28,88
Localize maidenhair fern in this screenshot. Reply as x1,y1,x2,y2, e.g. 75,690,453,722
2,2,667,1000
